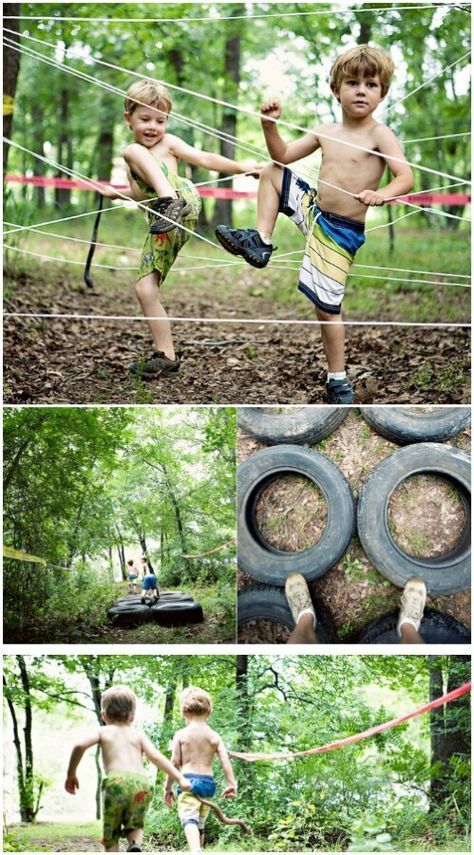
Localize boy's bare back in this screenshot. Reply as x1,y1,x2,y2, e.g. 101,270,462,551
173,722,222,775
98,724,147,774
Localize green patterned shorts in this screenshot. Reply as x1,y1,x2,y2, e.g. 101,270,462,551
137,170,202,284
101,770,153,847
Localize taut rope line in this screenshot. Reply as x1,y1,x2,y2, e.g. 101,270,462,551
229,682,471,762
3,312,469,330
4,5,466,23
4,28,471,187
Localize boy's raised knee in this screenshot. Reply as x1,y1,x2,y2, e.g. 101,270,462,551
123,142,147,165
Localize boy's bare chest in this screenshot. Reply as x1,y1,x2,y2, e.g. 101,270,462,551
321,135,379,169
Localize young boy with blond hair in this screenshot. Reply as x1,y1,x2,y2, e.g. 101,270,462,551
100,79,261,378
216,44,414,403
164,686,237,852
65,685,192,852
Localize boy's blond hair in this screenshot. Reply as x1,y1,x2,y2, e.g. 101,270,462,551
124,79,173,116
101,686,137,722
180,686,212,717
330,44,394,97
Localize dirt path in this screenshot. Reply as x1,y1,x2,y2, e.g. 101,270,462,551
4,268,469,404
237,409,471,642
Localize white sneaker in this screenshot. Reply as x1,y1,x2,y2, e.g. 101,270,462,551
397,577,427,637
285,573,317,629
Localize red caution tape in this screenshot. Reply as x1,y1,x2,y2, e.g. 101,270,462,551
4,175,471,204
229,681,471,762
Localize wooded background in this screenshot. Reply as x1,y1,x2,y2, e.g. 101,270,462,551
3,654,470,852
3,406,236,643
3,1,471,224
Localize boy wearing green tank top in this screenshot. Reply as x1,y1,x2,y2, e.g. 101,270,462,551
100,79,262,377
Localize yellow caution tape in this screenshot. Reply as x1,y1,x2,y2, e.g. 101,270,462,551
3,95,15,116
3,545,47,565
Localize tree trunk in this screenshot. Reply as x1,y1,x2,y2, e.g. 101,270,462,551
3,657,40,822
236,655,251,750
3,4,21,177
31,103,46,208
55,87,72,209
93,94,116,181
429,656,470,806
211,10,243,228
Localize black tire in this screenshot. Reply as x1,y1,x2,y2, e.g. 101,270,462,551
357,443,471,594
360,407,471,445
238,445,356,585
238,407,348,445
116,593,192,605
357,607,471,644
237,586,337,643
107,604,153,628
151,601,204,627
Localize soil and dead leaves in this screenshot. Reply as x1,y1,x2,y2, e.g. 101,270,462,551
3,266,470,404
237,409,471,643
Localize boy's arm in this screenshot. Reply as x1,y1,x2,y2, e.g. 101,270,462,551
260,99,320,164
167,134,262,176
355,126,414,206
65,730,101,794
216,737,237,798
140,732,191,794
162,734,184,806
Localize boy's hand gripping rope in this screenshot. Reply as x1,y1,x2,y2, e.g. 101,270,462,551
83,193,104,288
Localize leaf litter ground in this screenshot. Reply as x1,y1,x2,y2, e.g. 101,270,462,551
3,265,470,404
237,409,471,643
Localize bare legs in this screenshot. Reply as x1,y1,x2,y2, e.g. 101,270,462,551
316,309,345,373
184,822,202,852
135,271,175,360
256,163,283,238
399,623,425,644
287,612,320,644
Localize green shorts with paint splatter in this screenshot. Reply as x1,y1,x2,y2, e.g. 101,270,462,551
101,770,153,847
135,162,201,284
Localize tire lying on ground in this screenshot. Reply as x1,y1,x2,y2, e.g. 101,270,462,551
238,407,348,445
357,607,471,644
238,445,356,585
237,586,337,642
360,406,471,445
151,601,204,627
107,604,153,628
116,592,192,606
357,443,471,594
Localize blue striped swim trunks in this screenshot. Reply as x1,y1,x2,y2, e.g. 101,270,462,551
279,167,366,314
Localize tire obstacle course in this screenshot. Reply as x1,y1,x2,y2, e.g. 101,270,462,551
237,406,471,644
107,591,204,628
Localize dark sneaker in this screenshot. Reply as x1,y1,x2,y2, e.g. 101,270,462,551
149,196,192,234
127,845,142,852
129,351,180,378
325,377,354,404
215,225,274,268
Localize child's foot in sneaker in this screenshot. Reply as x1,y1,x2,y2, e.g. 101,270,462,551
285,573,317,629
397,577,426,638
326,377,354,404
129,351,180,377
149,196,192,233
127,844,142,852
215,225,274,268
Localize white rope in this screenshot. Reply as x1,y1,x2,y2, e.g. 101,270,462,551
7,222,468,283
380,51,472,116
4,5,464,23
6,28,471,187
5,242,469,288
402,132,471,144
3,36,319,185
3,47,467,228
4,311,468,329
3,136,224,251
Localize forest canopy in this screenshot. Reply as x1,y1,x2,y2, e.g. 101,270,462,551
3,654,471,852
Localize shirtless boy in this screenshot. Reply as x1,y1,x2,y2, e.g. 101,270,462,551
216,45,414,403
100,79,261,378
164,686,237,852
65,685,191,852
